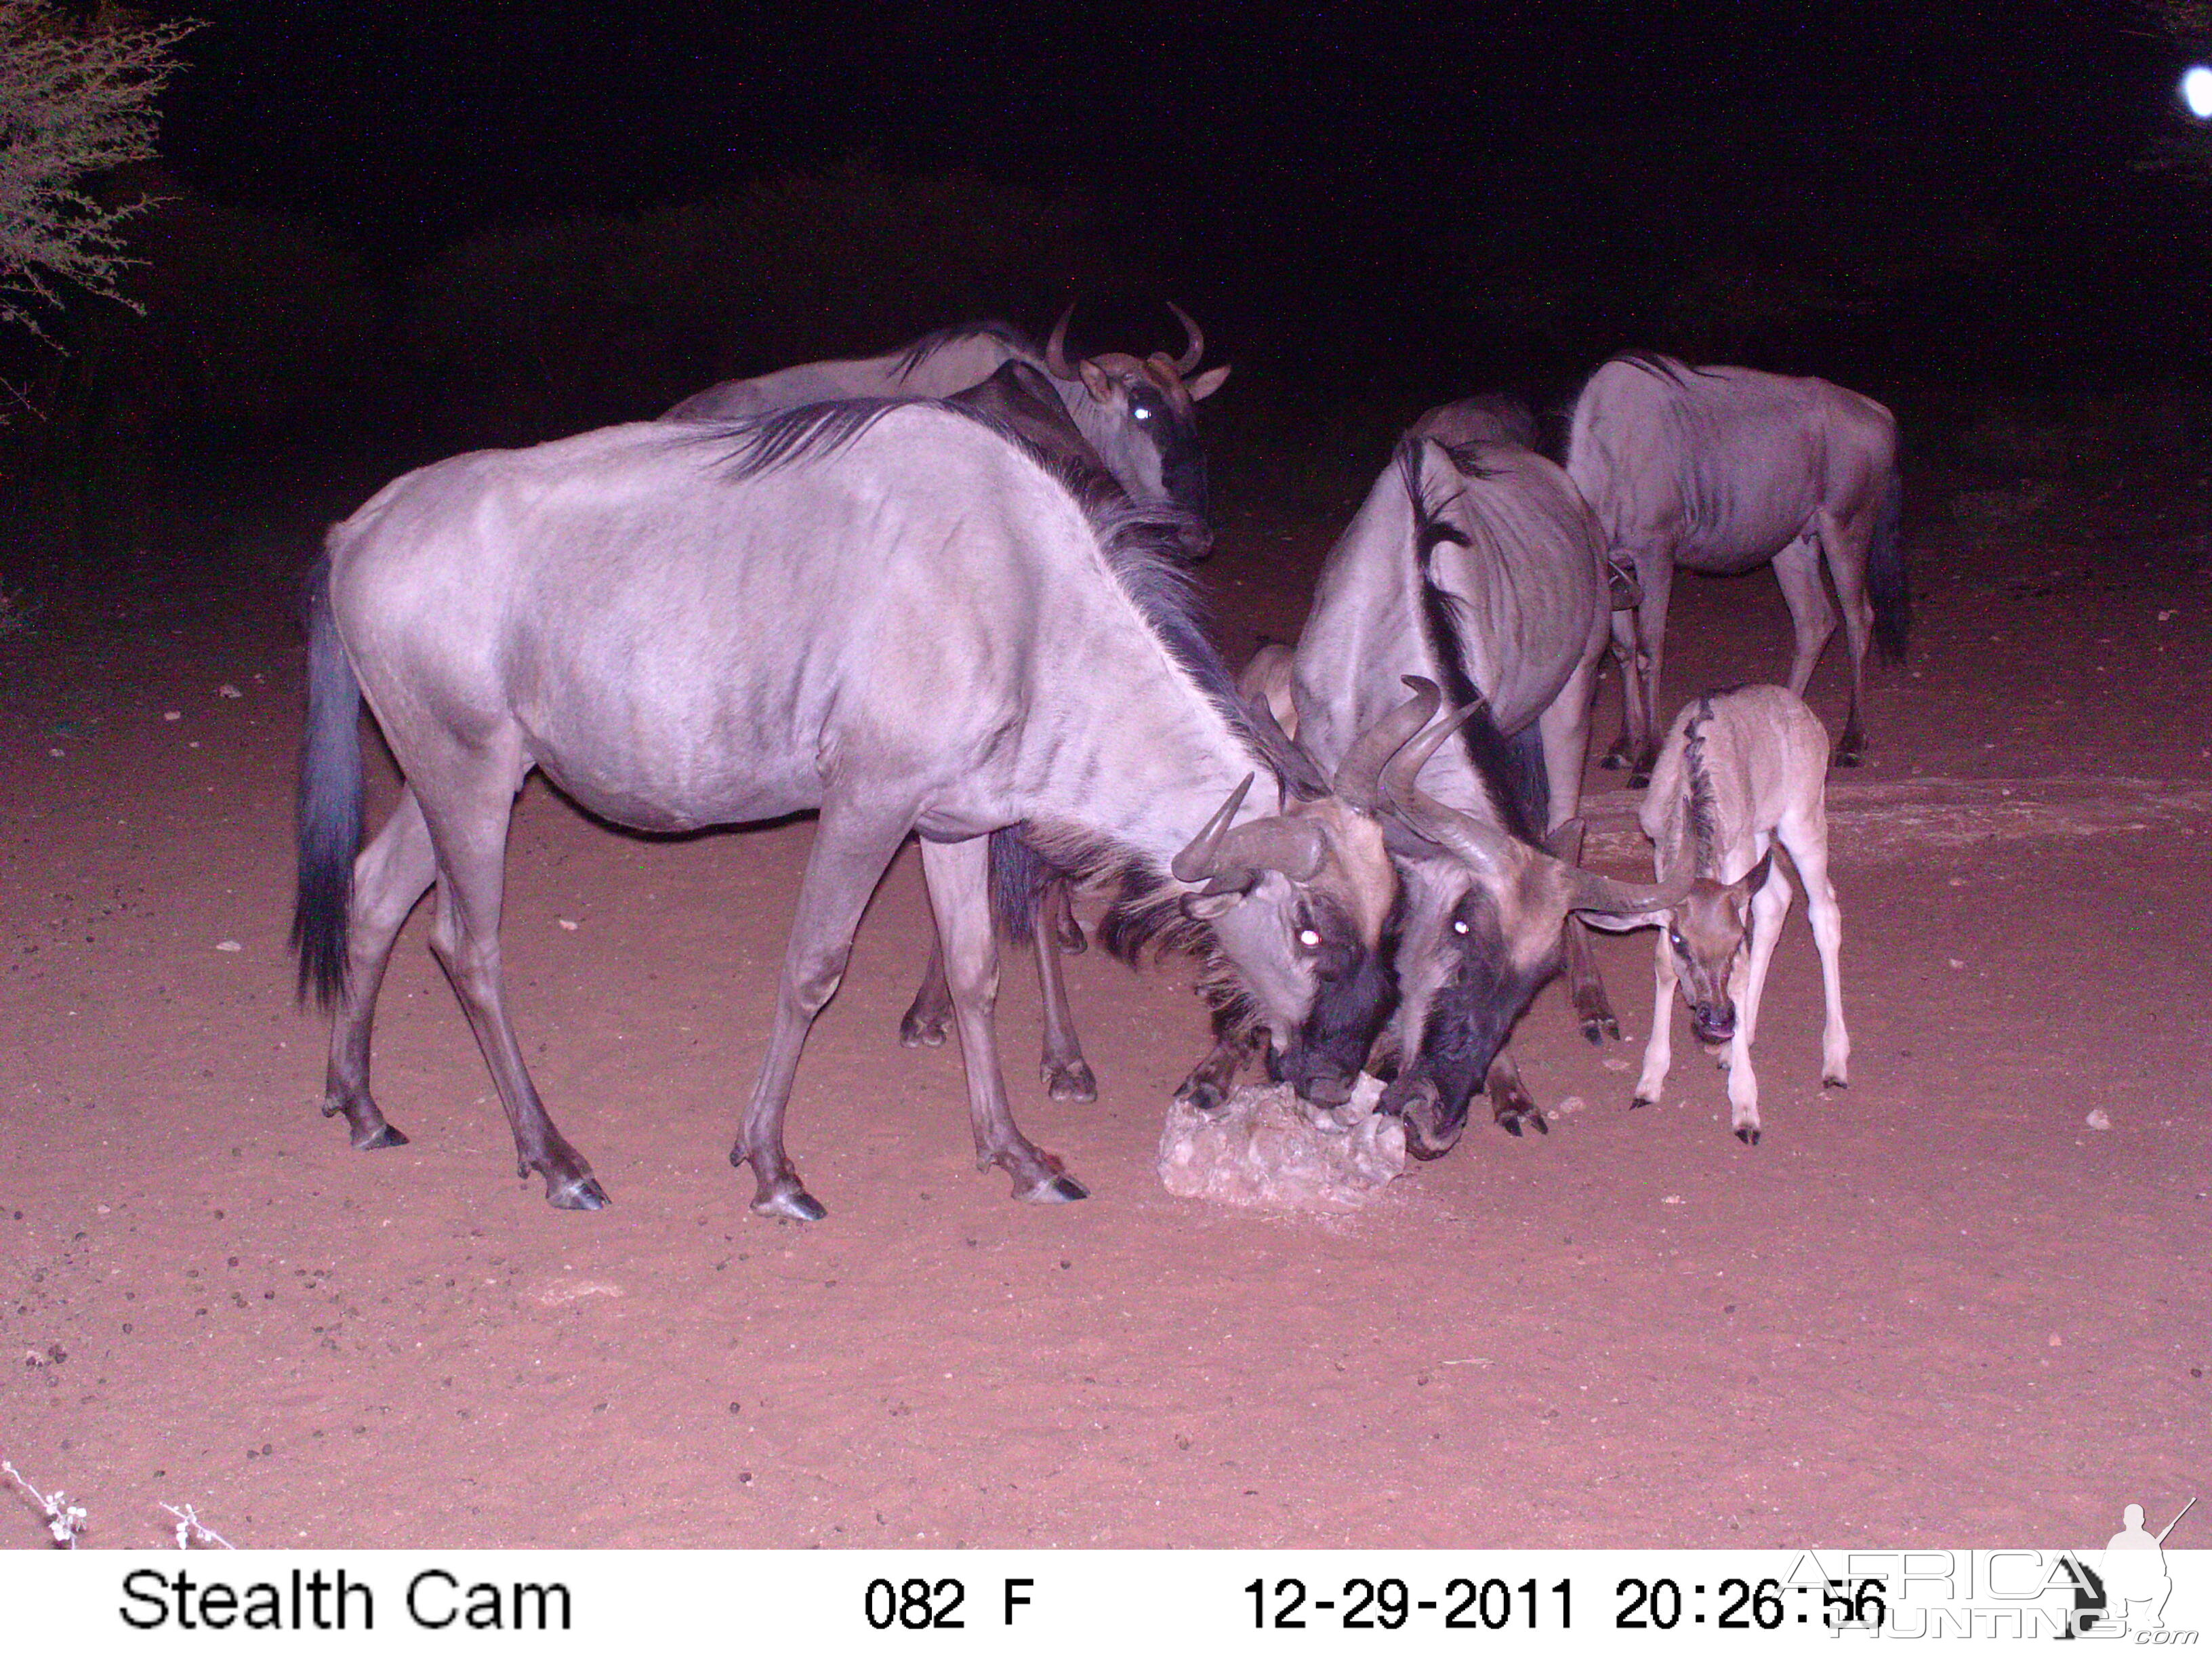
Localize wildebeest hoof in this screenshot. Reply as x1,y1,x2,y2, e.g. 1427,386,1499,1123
1599,743,1633,771
546,1173,610,1210
1045,1060,1098,1103
1020,1172,1089,1204
1734,1126,1761,1146
1175,1078,1229,1112
899,1009,951,1048
1631,1094,1656,1111
1404,1124,1460,1161
750,1180,827,1223
1580,1014,1620,1046
1822,1073,1847,1090
354,1122,409,1150
1627,769,1651,790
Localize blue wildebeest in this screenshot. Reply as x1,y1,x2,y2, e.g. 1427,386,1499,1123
291,398,1418,1221
1564,353,1908,782
663,305,1231,561
1198,409,1692,1152
1583,685,1849,1145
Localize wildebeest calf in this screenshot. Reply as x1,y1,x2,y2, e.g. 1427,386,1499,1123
1592,685,1849,1143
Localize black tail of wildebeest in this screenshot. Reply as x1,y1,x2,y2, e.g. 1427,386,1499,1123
1868,468,1909,664
290,548,363,1007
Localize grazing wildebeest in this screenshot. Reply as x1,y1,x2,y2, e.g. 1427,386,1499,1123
1191,416,1690,1151
291,398,1414,1221
1564,353,1908,782
1588,684,1849,1144
663,305,1231,561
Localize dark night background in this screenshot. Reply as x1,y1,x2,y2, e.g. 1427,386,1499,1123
7,0,2212,532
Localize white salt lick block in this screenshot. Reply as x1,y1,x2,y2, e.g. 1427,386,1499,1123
1157,1076,1405,1212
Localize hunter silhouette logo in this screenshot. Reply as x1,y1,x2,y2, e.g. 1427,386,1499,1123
2100,1498,2194,1635
2059,1497,2196,1639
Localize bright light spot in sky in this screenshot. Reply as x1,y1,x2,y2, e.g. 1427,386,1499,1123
2182,66,2212,120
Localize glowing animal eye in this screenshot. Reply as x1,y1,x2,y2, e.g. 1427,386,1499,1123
1132,405,1153,419
1452,919,1469,935
1298,928,1321,947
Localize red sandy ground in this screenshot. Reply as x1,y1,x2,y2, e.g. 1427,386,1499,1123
1,466,2205,1550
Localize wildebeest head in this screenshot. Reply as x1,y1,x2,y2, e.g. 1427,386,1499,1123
1168,686,1439,1107
1631,853,1773,1048
1376,680,1694,1156
1046,302,1230,561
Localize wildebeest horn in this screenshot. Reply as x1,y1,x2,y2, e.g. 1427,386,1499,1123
1332,676,1441,811
1044,304,1080,380
1377,689,1530,869
1378,685,1487,818
1171,774,1330,893
1172,774,1250,883
1166,302,1205,374
1212,816,1328,887
1565,864,1699,919
1243,695,1330,803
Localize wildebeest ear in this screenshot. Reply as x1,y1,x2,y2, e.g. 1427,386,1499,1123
1079,360,1114,403
1731,848,1775,901
1186,364,1232,401
1181,889,1245,922
1380,817,1446,862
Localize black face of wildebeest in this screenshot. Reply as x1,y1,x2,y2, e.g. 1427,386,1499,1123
1382,884,1562,1152
1271,889,1401,1106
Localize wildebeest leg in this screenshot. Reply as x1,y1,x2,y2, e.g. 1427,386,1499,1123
919,836,1086,1203
1602,605,1642,772
1817,504,1880,766
1735,840,1792,1051
1771,533,1837,699
1486,1050,1547,1137
1538,647,1619,1044
1780,805,1850,1088
731,805,915,1221
1632,932,1678,1111
1175,1013,1261,1111
898,928,954,1048
1550,847,1620,1046
1034,890,1097,1102
415,760,608,1210
321,786,436,1150
1605,552,1671,784
1723,948,1763,1145
1045,879,1086,954
1559,923,1618,1044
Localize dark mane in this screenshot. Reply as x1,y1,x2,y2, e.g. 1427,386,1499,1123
703,392,1246,740
890,319,1036,381
699,396,984,478
1396,436,1547,844
1683,693,1722,874
1610,350,1726,385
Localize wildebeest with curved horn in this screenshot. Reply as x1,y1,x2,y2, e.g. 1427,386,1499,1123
1564,352,1908,782
663,304,1231,561
291,397,1410,1221
1201,411,1690,1152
